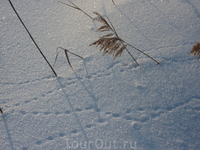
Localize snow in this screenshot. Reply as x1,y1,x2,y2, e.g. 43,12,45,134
1,0,200,150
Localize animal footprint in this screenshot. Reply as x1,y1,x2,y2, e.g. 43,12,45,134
20,111,26,115
44,112,51,115
97,119,106,123
36,141,42,145
65,110,71,114
105,112,112,115
55,112,62,115
33,111,39,115
24,100,30,104
136,115,150,122
15,103,20,106
85,106,93,110
59,133,65,137
71,129,78,134
85,124,95,129
123,115,132,120
95,108,101,112
47,136,54,140
112,113,120,118
75,108,83,112
132,122,142,130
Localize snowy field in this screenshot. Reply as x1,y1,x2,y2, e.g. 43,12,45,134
1,0,200,150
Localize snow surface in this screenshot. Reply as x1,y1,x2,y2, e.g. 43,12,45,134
1,0,200,150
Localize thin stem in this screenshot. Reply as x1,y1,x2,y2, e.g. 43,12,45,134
125,42,160,64
8,0,57,77
54,47,83,70
53,48,63,67
105,15,119,37
112,0,116,5
58,47,84,59
64,50,73,70
125,47,139,66
58,0,93,19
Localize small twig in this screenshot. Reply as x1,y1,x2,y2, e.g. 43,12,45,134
8,0,57,77
54,47,83,70
112,0,116,5
58,0,93,19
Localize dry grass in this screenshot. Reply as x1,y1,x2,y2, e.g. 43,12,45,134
90,12,160,65
54,47,83,70
90,12,127,60
58,2,159,66
58,0,92,19
190,42,200,59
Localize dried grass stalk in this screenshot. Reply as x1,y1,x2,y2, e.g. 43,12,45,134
54,47,83,70
190,42,200,59
90,12,159,65
58,0,92,19
112,0,116,5
90,35,126,59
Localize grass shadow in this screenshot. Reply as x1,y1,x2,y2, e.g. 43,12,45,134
2,114,15,150
182,0,200,18
114,4,156,48
56,78,89,143
74,60,102,120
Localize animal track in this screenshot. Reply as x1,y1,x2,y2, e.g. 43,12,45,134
24,100,30,104
36,141,42,145
132,122,142,130
136,115,150,122
105,112,112,115
32,97,199,149
47,136,54,140
126,109,132,113
123,115,133,120
71,129,79,134
75,108,83,112
44,112,51,115
33,111,39,115
137,107,145,111
59,133,65,137
20,111,26,115
85,124,95,128
97,119,106,123
55,112,62,115
94,108,101,112
85,106,93,110
15,103,20,106
65,110,71,114
112,113,120,118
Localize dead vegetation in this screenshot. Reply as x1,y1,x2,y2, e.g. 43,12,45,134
53,47,83,70
90,12,160,65
190,42,200,59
